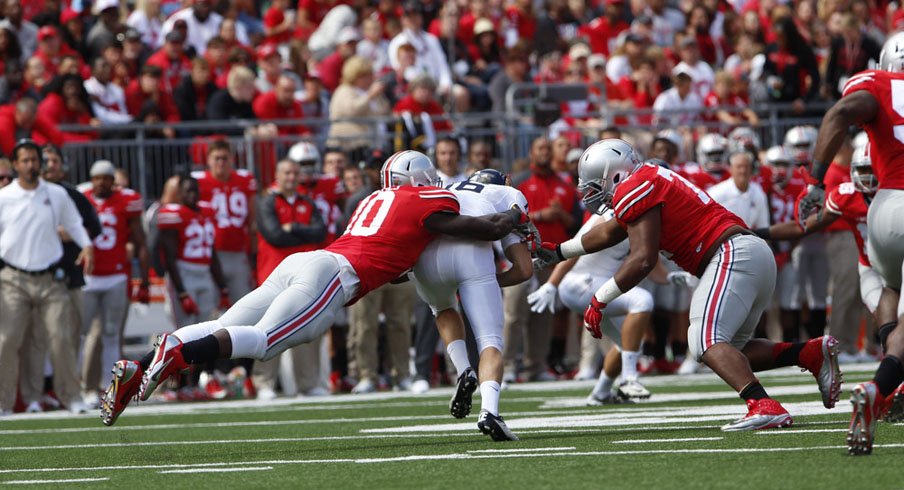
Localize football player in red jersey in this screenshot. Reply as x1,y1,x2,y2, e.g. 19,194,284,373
80,160,150,399
287,141,345,244
534,139,843,431
191,139,258,305
100,151,527,426
800,33,904,454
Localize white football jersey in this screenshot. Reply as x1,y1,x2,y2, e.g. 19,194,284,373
569,210,631,278
447,181,529,250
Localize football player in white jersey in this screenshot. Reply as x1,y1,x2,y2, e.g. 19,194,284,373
411,169,534,441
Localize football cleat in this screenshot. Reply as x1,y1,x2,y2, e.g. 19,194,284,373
449,367,478,419
140,334,190,401
883,382,904,423
799,336,843,409
585,392,632,406
477,410,519,441
848,382,890,455
721,398,793,432
616,378,651,400
100,360,143,426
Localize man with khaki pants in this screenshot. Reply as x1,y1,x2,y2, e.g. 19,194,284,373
349,281,416,393
0,140,94,415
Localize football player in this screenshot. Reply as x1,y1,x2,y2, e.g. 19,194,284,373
534,139,842,431
288,141,346,244
798,32,904,454
100,151,528,426
411,169,533,441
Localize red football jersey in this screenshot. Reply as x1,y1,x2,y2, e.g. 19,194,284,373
297,176,346,245
192,169,258,252
842,70,904,190
676,162,722,190
825,182,871,266
612,163,747,274
84,188,144,276
326,186,460,304
157,203,217,265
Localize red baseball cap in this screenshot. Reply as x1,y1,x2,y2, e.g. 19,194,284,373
605,0,625,5
60,8,80,24
37,26,58,41
256,44,280,61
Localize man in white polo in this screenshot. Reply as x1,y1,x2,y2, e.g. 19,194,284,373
708,151,771,229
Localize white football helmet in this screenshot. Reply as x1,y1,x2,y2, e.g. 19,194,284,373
879,31,904,73
727,126,761,155
655,129,684,156
853,131,869,151
784,125,818,165
764,145,793,186
380,150,441,189
287,141,321,165
697,133,729,175
577,139,641,214
851,143,878,194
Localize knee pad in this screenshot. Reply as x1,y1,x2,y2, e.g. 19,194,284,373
225,326,268,361
630,289,655,314
476,335,503,354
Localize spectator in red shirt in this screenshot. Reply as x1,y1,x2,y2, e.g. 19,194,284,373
317,27,360,92
125,65,180,135
616,57,661,124
146,30,192,93
504,0,537,45
295,0,333,41
263,0,294,45
32,25,85,79
392,74,453,133
704,70,759,127
37,74,98,143
580,0,629,56
255,43,284,93
253,73,309,135
203,36,230,87
0,98,63,157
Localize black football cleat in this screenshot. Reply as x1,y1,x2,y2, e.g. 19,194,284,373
449,367,478,419
478,409,519,441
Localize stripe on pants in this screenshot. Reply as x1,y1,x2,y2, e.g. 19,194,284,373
702,239,734,351
266,275,343,349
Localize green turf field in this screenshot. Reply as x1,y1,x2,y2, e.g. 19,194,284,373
0,363,900,489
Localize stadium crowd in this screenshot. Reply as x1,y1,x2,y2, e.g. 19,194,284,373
0,0,892,414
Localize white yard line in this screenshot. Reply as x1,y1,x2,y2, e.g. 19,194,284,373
466,447,576,453
2,478,108,485
755,429,848,435
612,437,723,444
158,467,273,474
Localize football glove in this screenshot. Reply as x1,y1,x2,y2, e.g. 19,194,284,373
531,241,564,271
583,296,607,339
527,282,558,313
667,271,699,289
797,184,825,230
179,293,199,315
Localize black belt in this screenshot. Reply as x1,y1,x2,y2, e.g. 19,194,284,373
4,263,56,276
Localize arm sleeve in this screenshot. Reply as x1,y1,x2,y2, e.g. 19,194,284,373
58,189,92,248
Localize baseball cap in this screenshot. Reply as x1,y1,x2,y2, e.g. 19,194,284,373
605,0,625,5
60,8,80,24
93,0,120,13
679,36,698,49
588,54,606,69
337,27,361,44
165,30,185,44
90,160,117,178
625,32,647,44
474,18,494,36
672,62,695,80
256,43,279,61
37,26,58,41
568,43,591,60
122,27,142,42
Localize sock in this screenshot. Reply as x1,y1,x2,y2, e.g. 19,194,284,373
180,335,222,364
878,322,897,353
446,340,471,377
874,355,904,397
480,381,500,416
642,341,655,357
670,341,687,359
139,350,155,371
653,318,668,359
739,381,769,401
772,342,806,368
592,373,615,398
621,351,640,380
548,338,565,366
805,309,827,340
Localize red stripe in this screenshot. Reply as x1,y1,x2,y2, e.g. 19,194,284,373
703,241,732,349
267,277,341,347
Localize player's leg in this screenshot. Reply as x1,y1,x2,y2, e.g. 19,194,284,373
609,289,654,400
777,261,802,342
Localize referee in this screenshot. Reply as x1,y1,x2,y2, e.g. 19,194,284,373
0,140,95,415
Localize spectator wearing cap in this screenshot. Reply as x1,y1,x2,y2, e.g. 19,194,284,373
653,66,703,126
606,32,647,84
161,0,226,57
59,9,89,63
393,74,453,132
127,0,166,50
253,73,310,135
469,18,502,84
87,0,124,62
0,98,63,157
0,0,37,61
174,57,218,121
328,56,390,153
317,27,360,92
0,140,95,415
146,30,192,93
254,44,296,94
125,65,180,133
580,0,629,57
673,35,715,99
119,28,150,83
388,1,454,97
263,0,294,46
488,44,531,113
357,18,391,76
84,57,132,124
33,26,86,79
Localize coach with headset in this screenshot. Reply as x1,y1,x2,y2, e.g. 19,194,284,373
0,139,94,415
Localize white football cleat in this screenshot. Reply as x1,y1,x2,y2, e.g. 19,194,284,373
616,378,651,400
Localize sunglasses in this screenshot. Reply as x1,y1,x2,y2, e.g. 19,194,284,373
0,175,12,182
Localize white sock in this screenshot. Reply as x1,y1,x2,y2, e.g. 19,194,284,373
446,340,471,377
480,381,500,415
621,350,640,381
592,374,615,398
173,320,222,343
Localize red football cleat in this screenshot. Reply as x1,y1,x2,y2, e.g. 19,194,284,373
721,398,793,431
848,381,892,455
204,377,228,400
140,334,190,401
883,382,904,423
100,360,143,426
798,336,843,408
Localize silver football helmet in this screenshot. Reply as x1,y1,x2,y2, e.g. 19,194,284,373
577,139,641,214
764,145,793,186
880,31,904,73
851,143,878,194
697,133,729,175
380,150,441,189
727,126,761,155
784,125,818,165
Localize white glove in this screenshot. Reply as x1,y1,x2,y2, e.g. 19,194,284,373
527,283,558,313
667,271,699,289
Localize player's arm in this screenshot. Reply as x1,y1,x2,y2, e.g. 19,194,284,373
548,257,579,286
128,215,150,288
810,91,878,184
159,229,187,295
563,217,629,257
755,211,840,241
610,206,661,293
423,209,522,241
497,242,532,287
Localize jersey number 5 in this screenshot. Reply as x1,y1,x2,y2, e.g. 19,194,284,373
347,191,395,237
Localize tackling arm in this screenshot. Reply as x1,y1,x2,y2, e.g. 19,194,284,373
810,91,879,183
611,206,661,293
757,211,839,240
423,209,523,241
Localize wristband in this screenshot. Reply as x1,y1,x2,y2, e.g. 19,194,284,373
593,278,624,304
559,237,586,259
